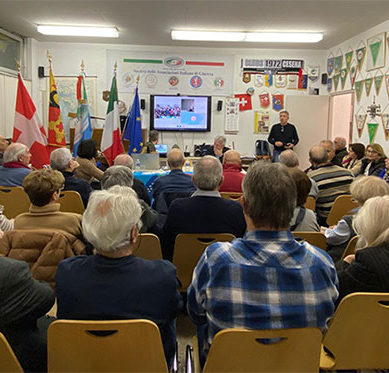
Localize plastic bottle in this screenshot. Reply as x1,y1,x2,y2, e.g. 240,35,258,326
135,158,141,170
185,160,190,172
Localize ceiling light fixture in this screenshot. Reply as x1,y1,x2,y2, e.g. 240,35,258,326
37,25,119,38
171,30,323,43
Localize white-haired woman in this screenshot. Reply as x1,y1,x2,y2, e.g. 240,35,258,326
337,195,389,303
55,186,181,368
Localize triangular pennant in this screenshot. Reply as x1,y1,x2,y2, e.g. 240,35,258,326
355,113,367,138
367,122,378,143
349,65,357,88
333,74,340,90
381,113,389,141
327,56,335,76
385,74,389,100
374,74,384,96
335,55,343,74
345,50,353,71
340,68,347,90
355,80,364,102
356,47,366,71
369,40,382,67
327,77,332,92
364,77,373,96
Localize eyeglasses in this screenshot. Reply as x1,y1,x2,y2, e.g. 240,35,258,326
366,149,378,154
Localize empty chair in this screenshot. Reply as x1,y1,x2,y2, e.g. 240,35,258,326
0,332,23,373
133,233,163,260
326,195,358,226
48,319,168,373
293,231,327,251
173,233,235,291
0,186,30,218
58,190,85,214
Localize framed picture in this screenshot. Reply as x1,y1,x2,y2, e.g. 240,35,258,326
367,32,386,71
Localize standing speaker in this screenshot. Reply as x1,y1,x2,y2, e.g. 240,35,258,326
38,66,45,78
321,73,328,84
140,99,146,110
217,100,223,111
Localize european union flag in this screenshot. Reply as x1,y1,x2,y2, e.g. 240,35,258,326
123,87,143,153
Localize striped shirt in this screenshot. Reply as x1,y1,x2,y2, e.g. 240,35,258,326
308,164,354,221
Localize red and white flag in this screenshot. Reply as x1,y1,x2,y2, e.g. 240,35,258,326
234,93,252,111
13,74,50,169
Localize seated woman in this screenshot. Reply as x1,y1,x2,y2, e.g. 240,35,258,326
55,186,182,368
337,195,389,303
323,176,389,262
358,143,386,177
379,157,389,184
342,143,365,176
73,139,104,184
288,167,319,232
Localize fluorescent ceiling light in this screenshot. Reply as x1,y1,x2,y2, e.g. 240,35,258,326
171,30,323,43
37,25,119,38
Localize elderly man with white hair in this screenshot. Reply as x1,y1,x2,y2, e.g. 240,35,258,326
0,142,31,186
50,147,93,207
204,135,229,162
55,185,182,368
333,137,348,166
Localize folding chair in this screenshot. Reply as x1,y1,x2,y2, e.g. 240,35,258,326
220,192,243,204
133,233,163,260
293,231,327,251
0,332,23,373
340,235,359,260
326,195,358,226
58,190,85,214
0,186,30,218
305,196,316,211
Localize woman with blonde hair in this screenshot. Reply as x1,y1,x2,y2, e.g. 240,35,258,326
358,143,386,176
337,195,389,303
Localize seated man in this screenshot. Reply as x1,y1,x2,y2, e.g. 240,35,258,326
50,147,93,207
142,130,159,154
152,148,196,214
333,137,348,166
0,142,31,186
204,135,229,162
14,169,83,238
55,186,182,368
162,156,246,261
187,162,338,364
219,150,245,193
114,154,150,205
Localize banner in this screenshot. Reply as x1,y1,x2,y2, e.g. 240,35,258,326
355,80,364,102
345,50,353,71
381,113,389,141
265,74,273,87
308,66,320,81
287,74,298,89
340,68,347,90
333,74,340,91
385,74,389,100
356,46,366,71
259,92,270,108
275,74,287,87
272,94,284,111
298,74,308,90
364,77,373,96
327,77,332,92
327,56,334,76
254,74,264,87
349,65,357,88
335,55,343,74
368,122,378,143
374,74,384,96
355,113,366,138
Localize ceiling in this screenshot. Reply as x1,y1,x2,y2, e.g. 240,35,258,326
1,0,389,50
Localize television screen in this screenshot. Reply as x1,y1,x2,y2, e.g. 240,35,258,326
150,95,211,132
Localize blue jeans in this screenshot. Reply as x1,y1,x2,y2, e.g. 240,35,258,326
273,149,281,162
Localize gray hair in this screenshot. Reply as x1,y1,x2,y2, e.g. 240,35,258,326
214,135,226,146
50,148,72,171
279,150,299,168
114,154,134,170
193,155,222,191
334,137,347,147
83,185,142,253
309,145,328,166
101,166,134,189
350,176,389,205
243,162,296,229
167,148,185,169
320,139,335,150
3,143,28,163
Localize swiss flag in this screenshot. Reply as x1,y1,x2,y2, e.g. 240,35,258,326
234,94,252,111
13,74,50,169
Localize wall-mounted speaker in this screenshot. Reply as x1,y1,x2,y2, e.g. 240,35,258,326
38,66,45,78
140,99,146,110
321,73,328,84
217,100,223,111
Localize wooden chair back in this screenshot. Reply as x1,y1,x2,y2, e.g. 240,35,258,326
293,231,327,251
0,186,30,218
173,233,235,291
133,233,162,260
0,332,23,373
220,192,243,204
203,328,322,373
58,190,85,214
321,292,389,370
48,319,168,373
326,195,358,226
340,235,359,260
305,196,316,211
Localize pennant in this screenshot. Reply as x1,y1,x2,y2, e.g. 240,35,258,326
333,74,340,91
13,74,49,169
308,66,320,81
367,122,378,143
272,94,284,111
101,71,124,166
356,46,366,71
364,77,373,96
254,74,264,87
340,68,347,90
355,80,364,102
234,93,252,111
287,74,298,89
47,64,66,150
381,114,389,141
345,50,353,70
243,72,251,83
123,86,143,154
349,65,357,88
355,113,366,138
327,56,334,76
385,74,389,100
369,40,382,67
327,77,332,92
265,74,273,87
298,74,308,89
374,74,384,96
275,74,287,87
335,55,343,74
259,93,270,108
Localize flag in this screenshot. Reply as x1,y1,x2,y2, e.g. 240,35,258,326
73,72,92,156
13,73,49,169
122,86,143,154
48,64,66,150
234,94,252,111
101,73,124,166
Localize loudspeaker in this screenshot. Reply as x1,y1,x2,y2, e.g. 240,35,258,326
38,66,45,78
140,99,146,110
217,100,223,111
321,73,327,84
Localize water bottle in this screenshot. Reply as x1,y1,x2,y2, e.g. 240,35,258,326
135,158,141,170
185,160,190,172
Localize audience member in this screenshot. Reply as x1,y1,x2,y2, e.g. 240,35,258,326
342,143,365,176
101,166,158,233
55,186,182,368
204,135,229,162
142,130,159,153
379,157,389,184
219,150,245,193
333,137,348,166
323,176,389,262
50,147,93,207
337,195,389,303
14,169,83,238
0,143,31,186
162,156,246,261
308,145,354,226
0,257,55,372
320,140,339,166
288,167,319,231
358,143,386,176
114,154,150,205
187,162,338,364
74,139,104,183
0,135,10,166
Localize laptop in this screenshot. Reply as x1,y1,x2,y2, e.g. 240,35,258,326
131,153,160,170
155,144,168,155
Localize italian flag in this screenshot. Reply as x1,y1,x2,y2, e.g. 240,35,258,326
101,73,124,166
13,73,50,169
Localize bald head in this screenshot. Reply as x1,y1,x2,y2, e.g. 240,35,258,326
309,145,328,167
223,150,241,166
167,148,185,170
320,140,335,161
114,154,134,170
279,150,299,168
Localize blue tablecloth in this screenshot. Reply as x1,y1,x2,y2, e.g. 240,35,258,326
133,170,168,197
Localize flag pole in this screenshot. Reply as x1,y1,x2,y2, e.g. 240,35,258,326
15,58,21,72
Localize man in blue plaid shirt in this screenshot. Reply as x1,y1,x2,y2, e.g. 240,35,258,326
187,162,338,363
